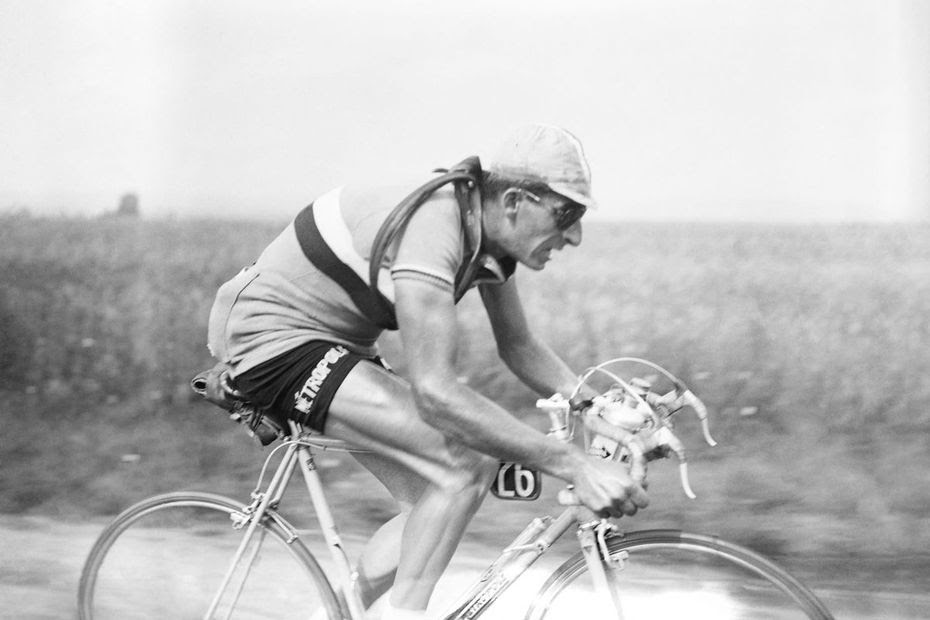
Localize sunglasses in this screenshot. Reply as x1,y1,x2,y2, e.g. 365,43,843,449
521,190,586,231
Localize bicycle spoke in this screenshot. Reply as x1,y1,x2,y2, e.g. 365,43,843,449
219,527,269,620
527,531,832,620
80,494,340,620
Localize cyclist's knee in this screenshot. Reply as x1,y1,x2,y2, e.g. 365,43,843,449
438,450,498,497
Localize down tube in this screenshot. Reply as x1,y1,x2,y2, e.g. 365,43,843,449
443,509,578,620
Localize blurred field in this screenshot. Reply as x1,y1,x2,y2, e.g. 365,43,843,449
1,213,928,579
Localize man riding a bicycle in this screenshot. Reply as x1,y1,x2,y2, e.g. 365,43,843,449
207,124,648,620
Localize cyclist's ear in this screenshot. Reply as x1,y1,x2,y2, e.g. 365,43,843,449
500,187,522,217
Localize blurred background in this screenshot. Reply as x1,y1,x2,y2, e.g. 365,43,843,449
1,1,928,618
1,0,928,221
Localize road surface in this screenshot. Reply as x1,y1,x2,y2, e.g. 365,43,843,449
1,514,927,619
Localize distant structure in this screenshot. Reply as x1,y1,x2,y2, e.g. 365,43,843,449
116,193,140,217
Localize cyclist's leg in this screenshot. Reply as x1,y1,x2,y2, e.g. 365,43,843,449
324,360,499,612
349,451,425,607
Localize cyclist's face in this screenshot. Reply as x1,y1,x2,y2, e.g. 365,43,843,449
509,190,583,270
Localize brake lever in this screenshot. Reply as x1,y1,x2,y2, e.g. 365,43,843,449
651,427,697,499
680,390,717,447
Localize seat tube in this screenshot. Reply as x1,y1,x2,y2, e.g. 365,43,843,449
297,445,367,620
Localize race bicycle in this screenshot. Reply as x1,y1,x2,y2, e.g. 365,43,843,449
77,358,835,619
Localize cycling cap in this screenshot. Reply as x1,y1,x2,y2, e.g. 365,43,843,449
484,124,597,209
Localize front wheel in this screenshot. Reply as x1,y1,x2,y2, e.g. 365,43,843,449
526,529,834,620
78,492,341,619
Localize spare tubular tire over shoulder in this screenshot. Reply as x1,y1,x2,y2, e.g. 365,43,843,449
367,157,486,330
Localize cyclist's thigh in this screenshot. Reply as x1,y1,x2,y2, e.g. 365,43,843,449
325,360,490,488
352,451,427,512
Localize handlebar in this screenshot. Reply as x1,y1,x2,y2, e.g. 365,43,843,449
536,358,716,504
534,394,571,441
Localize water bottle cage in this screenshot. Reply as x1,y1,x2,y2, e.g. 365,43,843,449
544,359,719,502
573,364,716,498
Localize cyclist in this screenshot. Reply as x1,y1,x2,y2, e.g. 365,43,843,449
207,124,648,619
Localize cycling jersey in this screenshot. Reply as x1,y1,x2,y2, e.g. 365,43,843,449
208,183,514,376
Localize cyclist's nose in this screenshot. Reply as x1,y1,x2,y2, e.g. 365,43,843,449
562,221,582,246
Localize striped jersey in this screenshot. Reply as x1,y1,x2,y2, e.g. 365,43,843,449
207,182,514,375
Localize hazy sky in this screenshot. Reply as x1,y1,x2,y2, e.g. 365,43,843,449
1,0,928,222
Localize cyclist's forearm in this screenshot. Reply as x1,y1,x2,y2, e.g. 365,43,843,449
500,334,577,396
499,334,597,405
412,380,586,482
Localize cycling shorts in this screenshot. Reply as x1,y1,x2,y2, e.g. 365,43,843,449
233,340,385,433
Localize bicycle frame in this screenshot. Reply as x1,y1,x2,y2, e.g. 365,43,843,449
441,510,623,620
206,421,622,620
85,359,831,620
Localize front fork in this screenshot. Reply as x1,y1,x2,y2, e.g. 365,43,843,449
577,520,627,620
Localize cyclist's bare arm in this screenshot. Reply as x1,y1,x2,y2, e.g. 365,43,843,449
394,278,647,516
479,279,596,405
395,277,577,475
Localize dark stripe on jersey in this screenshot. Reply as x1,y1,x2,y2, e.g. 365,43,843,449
293,204,398,329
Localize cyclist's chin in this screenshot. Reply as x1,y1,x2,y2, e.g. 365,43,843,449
536,247,557,268
514,243,556,270
521,252,549,271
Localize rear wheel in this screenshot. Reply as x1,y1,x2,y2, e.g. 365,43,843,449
526,529,834,620
78,492,341,619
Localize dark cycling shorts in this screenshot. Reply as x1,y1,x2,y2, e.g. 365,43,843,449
233,340,385,433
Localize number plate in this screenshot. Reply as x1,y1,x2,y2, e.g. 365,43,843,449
490,462,541,501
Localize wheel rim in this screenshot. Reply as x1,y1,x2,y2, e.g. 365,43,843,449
78,492,340,620
526,530,833,620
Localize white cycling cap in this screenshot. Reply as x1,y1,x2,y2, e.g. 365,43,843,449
484,124,597,209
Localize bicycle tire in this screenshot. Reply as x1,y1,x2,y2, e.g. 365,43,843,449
525,529,834,620
78,491,342,620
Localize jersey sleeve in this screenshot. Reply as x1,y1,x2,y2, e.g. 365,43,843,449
389,191,463,294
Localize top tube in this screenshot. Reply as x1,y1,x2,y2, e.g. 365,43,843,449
289,422,369,453
301,434,367,452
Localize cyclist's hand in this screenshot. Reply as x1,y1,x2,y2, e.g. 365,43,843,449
571,457,649,518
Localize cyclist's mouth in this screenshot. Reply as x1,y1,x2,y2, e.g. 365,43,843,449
539,244,560,262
